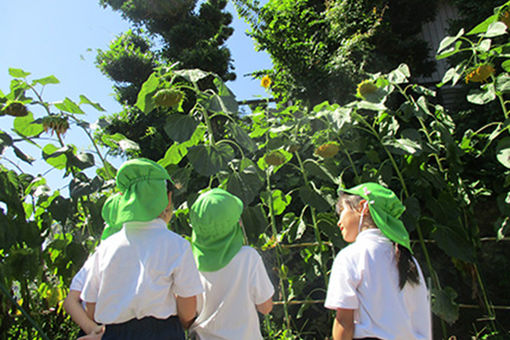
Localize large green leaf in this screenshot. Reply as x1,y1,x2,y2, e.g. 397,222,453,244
260,189,292,216
174,69,210,83
135,72,160,113
13,112,43,137
164,114,199,143
79,95,105,112
69,174,104,199
159,125,206,167
431,224,475,263
187,144,234,176
54,97,84,114
299,185,331,212
466,84,496,105
33,75,60,86
226,165,263,205
68,152,95,170
42,144,68,170
8,68,31,78
483,21,507,38
430,287,459,324
303,159,337,184
437,29,465,53
227,122,257,153
48,196,72,224
12,145,34,164
496,137,510,168
241,204,268,244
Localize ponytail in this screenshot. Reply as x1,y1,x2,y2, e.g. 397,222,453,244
396,244,420,289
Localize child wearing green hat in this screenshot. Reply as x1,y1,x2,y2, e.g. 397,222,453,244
325,182,431,340
188,188,274,340
74,158,203,340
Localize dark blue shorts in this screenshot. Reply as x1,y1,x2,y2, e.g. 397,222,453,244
102,315,185,340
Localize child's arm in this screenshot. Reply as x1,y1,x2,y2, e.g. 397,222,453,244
63,290,102,335
176,295,197,329
256,297,273,314
332,308,354,340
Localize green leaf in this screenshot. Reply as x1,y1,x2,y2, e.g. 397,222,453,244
79,95,105,112
227,165,264,205
96,160,117,181
118,138,140,152
158,125,206,167
261,189,291,216
303,159,337,184
483,21,507,38
466,84,496,105
69,152,95,170
387,64,410,84
467,14,498,35
42,144,68,170
33,75,60,86
9,68,31,78
48,196,72,224
431,287,459,324
135,72,160,114
502,59,510,72
241,204,268,244
431,225,475,262
69,174,103,199
496,137,510,168
436,41,462,60
496,73,510,93
227,122,257,153
299,185,331,212
437,29,464,53
13,112,43,137
174,69,210,83
164,114,199,143
54,97,84,114
187,144,234,177
475,39,492,52
12,145,35,164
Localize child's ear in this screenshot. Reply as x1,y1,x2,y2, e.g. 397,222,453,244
357,199,369,214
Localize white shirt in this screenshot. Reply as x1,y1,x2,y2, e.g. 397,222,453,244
81,218,204,324
70,265,87,292
190,246,274,340
325,229,431,340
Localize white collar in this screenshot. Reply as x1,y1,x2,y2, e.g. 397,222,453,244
123,218,167,230
356,228,390,243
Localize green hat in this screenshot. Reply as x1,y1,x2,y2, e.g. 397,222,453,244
190,188,244,272
338,182,412,251
101,158,172,233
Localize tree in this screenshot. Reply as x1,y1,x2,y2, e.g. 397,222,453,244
233,0,439,106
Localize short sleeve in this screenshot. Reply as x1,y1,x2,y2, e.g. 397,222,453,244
80,251,100,303
172,242,204,298
250,250,275,305
324,249,361,310
70,265,88,292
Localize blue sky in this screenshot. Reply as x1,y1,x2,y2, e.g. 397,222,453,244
0,0,272,190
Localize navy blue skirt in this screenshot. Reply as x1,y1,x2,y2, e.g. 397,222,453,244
102,315,185,340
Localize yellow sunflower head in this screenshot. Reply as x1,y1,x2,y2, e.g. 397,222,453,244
356,80,378,99
261,75,272,89
465,64,495,84
500,9,510,28
314,142,340,159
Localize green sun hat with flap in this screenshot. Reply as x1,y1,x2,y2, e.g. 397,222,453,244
338,182,412,252
190,188,244,272
101,158,173,237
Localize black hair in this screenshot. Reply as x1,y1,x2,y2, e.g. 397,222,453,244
337,193,420,290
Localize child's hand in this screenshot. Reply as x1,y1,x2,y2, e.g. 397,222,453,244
77,325,105,340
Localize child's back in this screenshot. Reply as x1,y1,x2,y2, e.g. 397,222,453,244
188,188,274,340
191,246,273,340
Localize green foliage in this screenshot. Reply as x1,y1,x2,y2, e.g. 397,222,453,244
233,0,438,106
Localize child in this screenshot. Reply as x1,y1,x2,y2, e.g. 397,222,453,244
188,188,274,340
77,158,204,339
63,206,123,338
325,182,431,340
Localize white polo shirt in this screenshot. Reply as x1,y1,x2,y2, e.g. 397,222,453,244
325,229,431,340
81,218,204,325
189,246,274,340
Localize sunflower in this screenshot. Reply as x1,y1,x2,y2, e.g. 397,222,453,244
465,64,495,84
356,80,378,99
261,75,272,89
314,142,340,158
